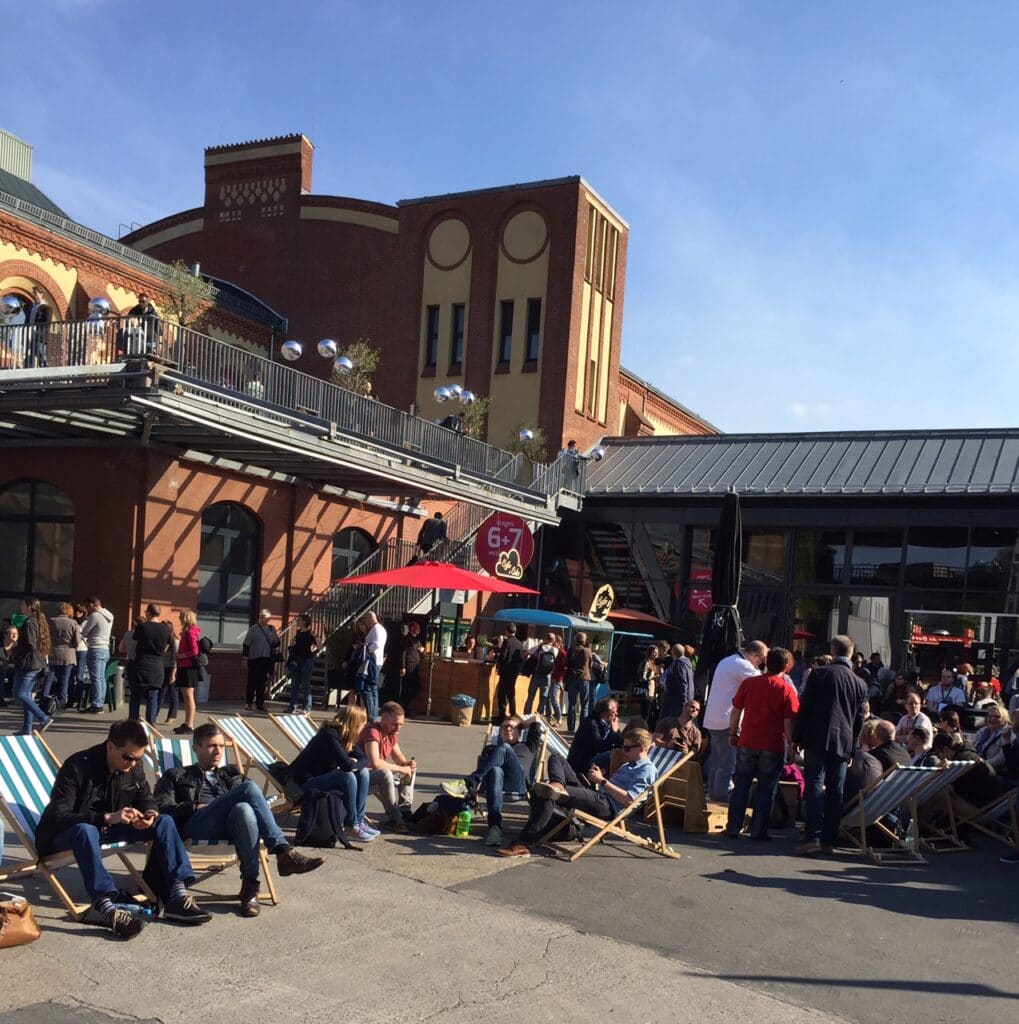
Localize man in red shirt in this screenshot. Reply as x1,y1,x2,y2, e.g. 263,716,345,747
725,647,799,841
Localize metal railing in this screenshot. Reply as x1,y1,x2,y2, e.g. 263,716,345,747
0,316,577,494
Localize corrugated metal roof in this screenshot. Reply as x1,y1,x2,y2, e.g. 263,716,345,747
0,168,67,218
584,430,1019,497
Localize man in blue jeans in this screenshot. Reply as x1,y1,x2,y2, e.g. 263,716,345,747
725,647,799,841
441,716,542,848
34,719,211,938
154,724,324,917
81,596,114,713
791,634,867,856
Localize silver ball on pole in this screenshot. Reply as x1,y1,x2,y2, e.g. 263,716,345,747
433,386,451,402
334,354,354,374
316,338,338,359
280,339,303,362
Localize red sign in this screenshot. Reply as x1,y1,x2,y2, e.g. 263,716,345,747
476,512,534,579
688,567,713,615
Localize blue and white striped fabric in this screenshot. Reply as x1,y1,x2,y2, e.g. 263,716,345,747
212,716,278,770
0,736,59,843
841,765,941,828
914,761,974,808
647,746,686,777
272,713,317,751
151,738,197,778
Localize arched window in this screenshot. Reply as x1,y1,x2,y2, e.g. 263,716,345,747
332,528,377,581
198,502,260,646
0,480,75,617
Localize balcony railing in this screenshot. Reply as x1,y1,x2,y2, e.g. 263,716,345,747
0,316,585,496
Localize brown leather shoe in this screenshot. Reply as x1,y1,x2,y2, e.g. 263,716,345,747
276,846,325,876
795,840,823,856
496,843,531,858
383,818,410,834
237,878,260,917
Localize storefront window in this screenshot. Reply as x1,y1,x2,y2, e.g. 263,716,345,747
742,531,786,583
966,527,1018,593
792,594,840,662
905,527,967,589
740,588,783,642
849,529,902,586
794,530,847,585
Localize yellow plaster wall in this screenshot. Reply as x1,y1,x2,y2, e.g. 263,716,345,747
486,246,549,449
0,240,76,308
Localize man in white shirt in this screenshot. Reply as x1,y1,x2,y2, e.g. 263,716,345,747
924,667,968,713
358,611,387,721
702,641,768,802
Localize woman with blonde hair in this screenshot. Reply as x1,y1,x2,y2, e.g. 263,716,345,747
12,597,53,735
174,609,201,735
288,703,377,841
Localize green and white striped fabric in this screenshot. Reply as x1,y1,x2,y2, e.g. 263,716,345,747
274,714,317,750
213,716,278,769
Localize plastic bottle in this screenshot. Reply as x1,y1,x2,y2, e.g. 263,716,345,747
904,818,917,852
454,807,472,837
113,902,154,921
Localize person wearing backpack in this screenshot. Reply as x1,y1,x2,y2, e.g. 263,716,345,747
565,632,593,731
523,633,558,716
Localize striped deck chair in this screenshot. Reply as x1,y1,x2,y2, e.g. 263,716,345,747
542,746,694,862
138,720,166,777
524,715,570,783
150,737,277,905
269,712,318,753
0,735,155,919
957,790,1019,850
210,715,293,815
839,764,943,864
913,760,977,852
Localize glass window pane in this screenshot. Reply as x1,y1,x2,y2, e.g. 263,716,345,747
905,527,967,589
742,531,786,583
32,483,74,516
32,521,74,595
795,530,847,584
688,527,714,578
740,588,783,642
967,527,1018,593
0,522,29,594
0,482,31,514
846,595,893,665
332,528,376,580
850,529,903,586
792,594,841,662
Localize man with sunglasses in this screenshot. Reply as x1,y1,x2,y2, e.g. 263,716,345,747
35,719,211,938
498,728,657,857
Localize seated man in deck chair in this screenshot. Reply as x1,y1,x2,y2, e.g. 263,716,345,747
154,724,324,919
440,715,543,848
34,719,211,938
497,728,657,858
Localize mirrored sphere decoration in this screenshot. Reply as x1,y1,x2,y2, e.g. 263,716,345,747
88,298,111,315
334,354,354,374
518,428,534,442
591,447,606,461
460,390,475,406
448,384,463,397
433,386,451,402
1,295,22,314
316,338,338,359
280,340,303,362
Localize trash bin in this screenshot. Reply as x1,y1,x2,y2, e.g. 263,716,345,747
196,666,211,705
106,660,124,711
450,694,476,727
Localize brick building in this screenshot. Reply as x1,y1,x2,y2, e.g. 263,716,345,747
124,134,716,453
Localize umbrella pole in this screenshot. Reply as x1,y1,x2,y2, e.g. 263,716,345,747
425,587,437,718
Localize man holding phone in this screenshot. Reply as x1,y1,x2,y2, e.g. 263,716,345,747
35,719,211,937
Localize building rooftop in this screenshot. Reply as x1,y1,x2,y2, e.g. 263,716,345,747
0,168,67,218
584,428,1019,497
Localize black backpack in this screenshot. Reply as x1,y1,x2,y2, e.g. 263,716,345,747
537,647,557,675
294,790,358,850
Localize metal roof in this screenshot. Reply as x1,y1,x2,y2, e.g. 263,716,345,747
584,430,1019,497
0,169,67,218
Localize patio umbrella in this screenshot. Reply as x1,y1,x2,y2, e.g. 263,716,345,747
334,560,539,714
697,490,745,702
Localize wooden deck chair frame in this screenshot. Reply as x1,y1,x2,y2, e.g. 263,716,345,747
268,712,318,753
0,734,156,920
839,764,943,865
209,715,293,815
913,760,977,852
541,749,693,862
150,737,278,906
956,790,1019,850
525,714,570,784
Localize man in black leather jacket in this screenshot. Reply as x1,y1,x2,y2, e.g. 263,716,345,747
35,719,210,938
154,724,322,917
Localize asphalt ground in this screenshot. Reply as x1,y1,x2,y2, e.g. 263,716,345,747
2,702,1017,1024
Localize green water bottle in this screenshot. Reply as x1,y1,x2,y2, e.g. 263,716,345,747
455,807,472,837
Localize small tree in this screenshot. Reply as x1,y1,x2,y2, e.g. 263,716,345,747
462,395,490,439
330,338,379,397
507,421,549,462
160,259,213,328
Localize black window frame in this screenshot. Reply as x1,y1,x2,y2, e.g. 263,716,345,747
423,305,440,371
524,297,541,364
449,303,465,371
197,502,261,647
498,300,513,366
331,527,377,582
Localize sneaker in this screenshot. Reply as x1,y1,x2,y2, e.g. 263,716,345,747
485,826,503,847
244,703,253,711
173,724,193,735
795,840,823,856
496,843,531,858
86,706,105,715
276,846,325,876
39,716,54,733
163,893,212,925
1000,851,1019,864
107,907,144,939
287,706,297,714
532,781,569,805
237,878,260,917
351,825,378,842
441,779,469,800
357,820,381,838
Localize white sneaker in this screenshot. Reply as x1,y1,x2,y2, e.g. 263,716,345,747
485,826,503,847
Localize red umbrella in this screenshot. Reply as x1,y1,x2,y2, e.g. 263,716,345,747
334,560,538,593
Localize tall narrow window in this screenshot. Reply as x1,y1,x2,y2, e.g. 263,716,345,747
198,502,260,645
423,306,439,370
498,300,514,364
588,357,598,415
525,298,541,363
449,303,465,369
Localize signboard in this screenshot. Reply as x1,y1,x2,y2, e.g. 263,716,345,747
588,583,615,621
476,512,534,579
688,567,713,615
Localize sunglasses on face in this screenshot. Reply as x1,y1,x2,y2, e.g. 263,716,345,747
118,750,143,764
622,743,641,751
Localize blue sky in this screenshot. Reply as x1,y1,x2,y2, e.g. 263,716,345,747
9,1,1019,433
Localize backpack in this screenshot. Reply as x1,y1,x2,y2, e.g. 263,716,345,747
294,790,357,849
537,647,557,675
409,794,465,836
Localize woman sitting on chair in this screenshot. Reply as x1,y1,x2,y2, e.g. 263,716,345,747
288,704,378,842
